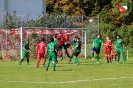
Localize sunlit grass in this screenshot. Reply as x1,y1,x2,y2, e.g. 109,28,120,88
0,53,133,88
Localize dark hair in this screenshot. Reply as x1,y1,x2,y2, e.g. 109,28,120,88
117,35,121,38
50,37,54,42
98,34,101,37
75,36,80,40
53,34,58,38
26,39,29,42
41,37,45,42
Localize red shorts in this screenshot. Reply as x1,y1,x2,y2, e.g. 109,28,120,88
113,50,117,55
38,53,45,59
105,48,111,54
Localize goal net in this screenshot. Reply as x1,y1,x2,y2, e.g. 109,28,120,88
0,29,21,61
20,27,87,59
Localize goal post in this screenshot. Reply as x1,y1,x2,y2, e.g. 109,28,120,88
20,27,23,58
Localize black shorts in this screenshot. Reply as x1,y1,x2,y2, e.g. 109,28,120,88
74,52,80,57
59,45,63,49
63,43,70,50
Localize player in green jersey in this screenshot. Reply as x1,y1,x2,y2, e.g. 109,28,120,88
116,35,125,64
45,37,57,71
53,34,59,64
73,36,82,65
19,39,30,65
91,34,103,63
69,37,77,63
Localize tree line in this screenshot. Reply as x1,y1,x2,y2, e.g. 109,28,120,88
47,0,133,47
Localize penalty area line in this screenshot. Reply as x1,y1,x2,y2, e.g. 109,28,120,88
0,76,133,84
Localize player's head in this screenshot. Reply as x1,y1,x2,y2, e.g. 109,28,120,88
59,30,63,34
26,39,29,43
76,36,80,40
50,37,54,42
73,36,77,41
97,34,101,38
106,36,110,40
117,35,121,39
41,37,45,42
53,34,58,38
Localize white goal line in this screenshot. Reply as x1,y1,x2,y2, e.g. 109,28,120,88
0,76,133,84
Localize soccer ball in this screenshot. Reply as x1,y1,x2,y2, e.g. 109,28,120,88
89,19,93,23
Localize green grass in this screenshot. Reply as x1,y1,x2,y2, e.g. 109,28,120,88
0,55,133,88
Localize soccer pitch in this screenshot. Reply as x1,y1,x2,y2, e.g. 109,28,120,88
0,55,133,88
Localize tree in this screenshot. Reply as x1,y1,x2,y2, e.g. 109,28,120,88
0,11,21,29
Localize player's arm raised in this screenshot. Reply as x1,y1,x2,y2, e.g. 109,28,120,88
67,31,75,35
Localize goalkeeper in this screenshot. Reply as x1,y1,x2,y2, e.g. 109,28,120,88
19,39,30,65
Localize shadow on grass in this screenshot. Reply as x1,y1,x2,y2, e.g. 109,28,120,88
58,69,73,71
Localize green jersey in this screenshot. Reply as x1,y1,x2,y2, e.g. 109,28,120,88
73,41,77,47
54,38,58,45
74,41,82,52
22,42,30,58
93,38,103,48
54,38,59,49
23,42,30,51
116,39,124,48
47,42,56,55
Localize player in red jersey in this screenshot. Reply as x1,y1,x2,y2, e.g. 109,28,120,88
36,37,47,67
57,32,64,60
111,42,117,61
62,31,75,60
104,37,112,63
57,31,74,61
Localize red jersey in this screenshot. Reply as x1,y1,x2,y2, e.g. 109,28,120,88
37,41,47,54
113,44,117,55
57,34,63,46
63,33,69,42
105,40,112,49
57,34,63,40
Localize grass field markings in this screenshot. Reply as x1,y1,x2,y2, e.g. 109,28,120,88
1,76,133,84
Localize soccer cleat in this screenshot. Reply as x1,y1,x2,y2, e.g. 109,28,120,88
92,58,94,60
56,60,58,64
19,62,21,65
69,59,72,63
53,69,56,71
96,62,99,64
60,57,63,61
75,63,79,65
46,68,48,71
